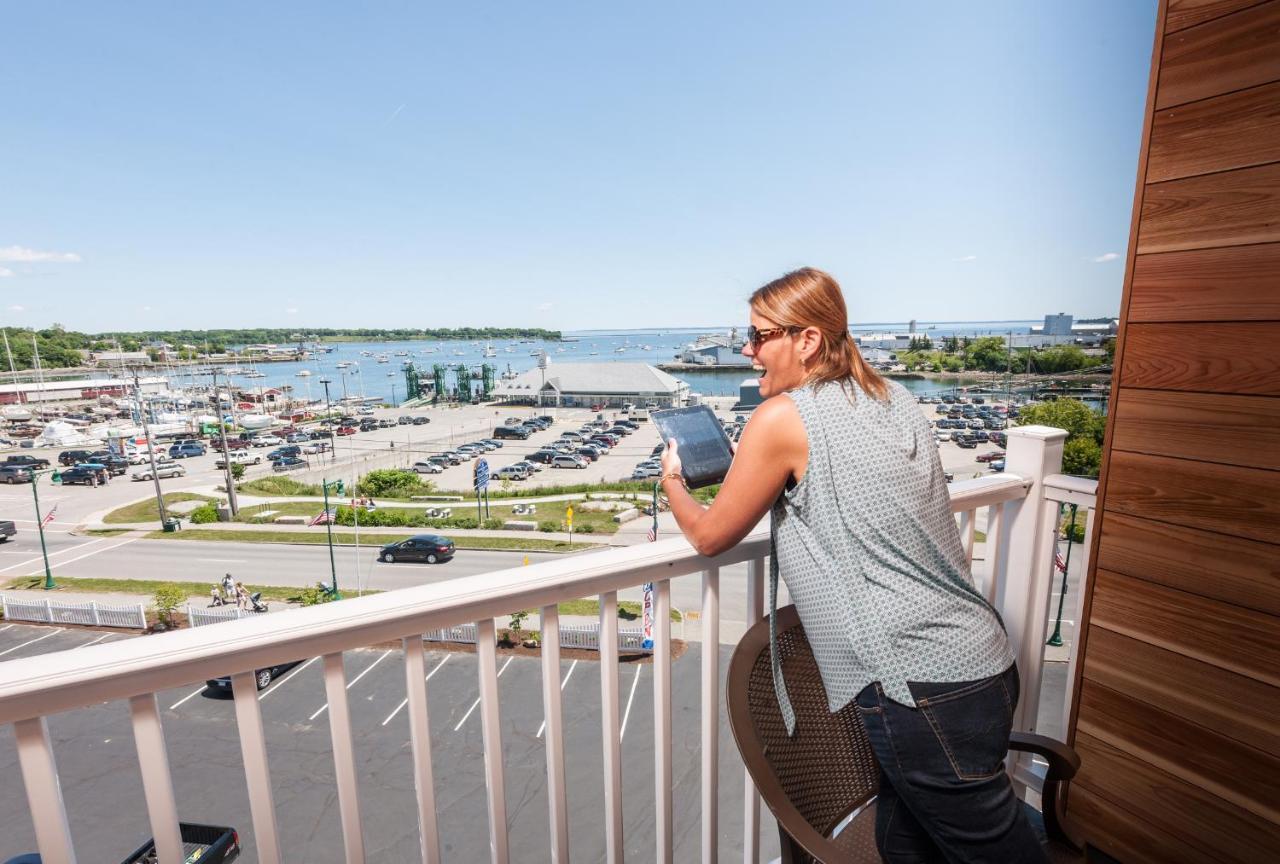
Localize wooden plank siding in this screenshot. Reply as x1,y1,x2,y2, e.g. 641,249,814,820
1066,0,1280,858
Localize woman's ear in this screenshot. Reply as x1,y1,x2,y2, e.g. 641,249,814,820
799,326,823,363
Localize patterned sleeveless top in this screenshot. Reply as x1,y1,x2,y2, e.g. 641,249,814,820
769,378,1013,734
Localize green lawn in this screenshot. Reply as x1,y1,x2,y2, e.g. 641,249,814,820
103,492,216,524
144,529,597,553
232,499,622,534
556,597,682,622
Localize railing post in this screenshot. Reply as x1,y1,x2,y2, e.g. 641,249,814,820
44,598,53,624
993,425,1066,736
137,603,147,629
91,601,100,626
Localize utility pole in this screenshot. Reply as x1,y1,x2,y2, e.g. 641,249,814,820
31,468,59,590
210,366,239,516
133,370,170,526
319,377,335,464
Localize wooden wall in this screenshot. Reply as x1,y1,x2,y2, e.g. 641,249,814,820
1067,0,1280,860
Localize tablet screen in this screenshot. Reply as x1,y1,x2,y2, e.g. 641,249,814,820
651,405,734,488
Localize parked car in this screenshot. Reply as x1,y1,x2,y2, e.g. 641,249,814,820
513,459,542,474
527,450,557,464
480,438,504,449
216,451,263,468
495,465,529,480
411,417,430,425
0,465,34,484
94,456,131,476
412,460,444,474
449,448,476,461
58,450,97,467
272,457,309,472
427,454,455,468
631,464,663,479
493,425,530,440
357,406,375,416
301,440,331,455
207,658,305,692
552,454,588,469
251,434,284,447
379,534,455,564
955,437,978,449
267,445,302,462
0,518,15,541
133,463,187,481
286,433,310,443
574,446,600,462
59,465,106,486
335,426,357,436
168,442,206,458
976,451,1007,463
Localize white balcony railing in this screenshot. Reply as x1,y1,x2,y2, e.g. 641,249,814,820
0,425,1093,864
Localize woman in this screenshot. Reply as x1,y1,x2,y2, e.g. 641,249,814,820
659,268,1043,862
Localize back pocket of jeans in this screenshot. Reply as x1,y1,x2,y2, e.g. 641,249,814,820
911,675,1012,781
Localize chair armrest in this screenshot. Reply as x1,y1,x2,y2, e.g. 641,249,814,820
1009,731,1080,781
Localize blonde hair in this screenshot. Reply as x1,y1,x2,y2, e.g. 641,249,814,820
749,267,889,401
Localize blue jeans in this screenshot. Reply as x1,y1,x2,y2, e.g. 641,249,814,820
854,664,1046,863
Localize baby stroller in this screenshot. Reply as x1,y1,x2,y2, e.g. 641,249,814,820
246,591,269,613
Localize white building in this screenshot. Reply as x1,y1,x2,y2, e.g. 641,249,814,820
0,376,168,405
491,362,688,408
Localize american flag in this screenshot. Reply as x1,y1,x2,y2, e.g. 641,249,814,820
41,504,58,528
308,508,335,527
1054,550,1067,573
647,523,658,543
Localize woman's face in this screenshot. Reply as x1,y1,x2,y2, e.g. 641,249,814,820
743,309,809,399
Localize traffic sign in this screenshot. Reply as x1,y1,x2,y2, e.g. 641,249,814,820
474,457,490,490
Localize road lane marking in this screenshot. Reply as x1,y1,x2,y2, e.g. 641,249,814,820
259,656,321,701
381,654,451,726
0,537,113,574
40,536,142,570
308,650,394,720
0,628,64,657
201,559,248,564
168,685,208,711
537,659,579,739
454,656,514,732
620,665,644,740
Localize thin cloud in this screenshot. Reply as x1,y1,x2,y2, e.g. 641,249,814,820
7,304,24,312
1093,252,1120,263
0,245,82,263
537,301,553,312
0,267,14,278
953,255,978,263
390,103,406,121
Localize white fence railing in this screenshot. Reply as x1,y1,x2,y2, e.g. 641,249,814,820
186,606,252,627
2,595,147,630
0,426,1074,864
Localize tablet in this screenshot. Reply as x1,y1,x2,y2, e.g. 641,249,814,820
651,405,734,488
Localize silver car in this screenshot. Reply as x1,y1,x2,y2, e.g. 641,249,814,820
132,463,186,481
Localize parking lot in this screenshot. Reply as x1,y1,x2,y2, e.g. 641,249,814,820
0,622,779,863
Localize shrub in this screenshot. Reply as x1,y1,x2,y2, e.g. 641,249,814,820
239,476,322,496
294,585,337,606
576,523,595,534
482,517,504,530
188,503,219,524
229,462,246,481
358,469,429,499
538,520,560,533
152,583,187,626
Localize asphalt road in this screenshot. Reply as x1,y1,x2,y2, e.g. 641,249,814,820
0,623,780,864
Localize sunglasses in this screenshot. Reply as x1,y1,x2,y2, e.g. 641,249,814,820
745,325,791,348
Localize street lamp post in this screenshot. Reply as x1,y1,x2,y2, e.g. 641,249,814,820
319,377,334,465
210,366,239,517
321,478,344,598
133,370,170,525
30,467,60,590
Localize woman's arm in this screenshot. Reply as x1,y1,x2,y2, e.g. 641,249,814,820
660,396,807,557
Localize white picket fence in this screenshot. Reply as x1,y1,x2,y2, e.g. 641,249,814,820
1,595,147,629
187,606,252,628
421,621,648,652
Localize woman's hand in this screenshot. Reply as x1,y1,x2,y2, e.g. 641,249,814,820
660,437,682,480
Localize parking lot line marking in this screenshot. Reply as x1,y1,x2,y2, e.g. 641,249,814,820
620,665,644,740
454,655,513,732
80,633,116,648
0,624,13,632
308,649,393,720
537,659,579,739
0,628,63,657
168,685,208,711
381,654,450,726
259,655,320,701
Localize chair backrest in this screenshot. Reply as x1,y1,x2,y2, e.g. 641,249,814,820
726,605,880,858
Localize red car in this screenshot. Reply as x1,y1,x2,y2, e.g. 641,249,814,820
976,451,1006,463
335,426,357,436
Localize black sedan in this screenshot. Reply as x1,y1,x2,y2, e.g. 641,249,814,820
207,658,305,692
379,534,455,564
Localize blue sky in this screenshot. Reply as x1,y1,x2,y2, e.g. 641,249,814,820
1,1,1157,332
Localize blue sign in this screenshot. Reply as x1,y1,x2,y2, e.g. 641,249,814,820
474,457,490,490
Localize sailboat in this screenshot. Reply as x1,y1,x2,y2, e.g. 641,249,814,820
483,341,497,358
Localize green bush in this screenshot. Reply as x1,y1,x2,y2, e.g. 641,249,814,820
538,520,560,533
357,469,430,499
293,585,337,606
229,462,246,481
576,523,595,534
239,476,322,496
152,583,187,626
188,503,219,524
1060,510,1087,543
482,517,504,530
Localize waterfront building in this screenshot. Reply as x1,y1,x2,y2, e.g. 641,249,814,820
674,330,746,365
0,376,168,405
1042,312,1073,336
491,361,688,408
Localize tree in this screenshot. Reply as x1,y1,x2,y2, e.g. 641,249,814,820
357,468,431,498
966,336,1009,371
1031,345,1099,374
942,336,961,354
1016,398,1106,478
908,336,934,352
152,583,187,629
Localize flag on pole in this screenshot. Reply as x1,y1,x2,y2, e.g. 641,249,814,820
1054,549,1067,573
41,504,58,528
647,482,659,542
309,508,335,526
